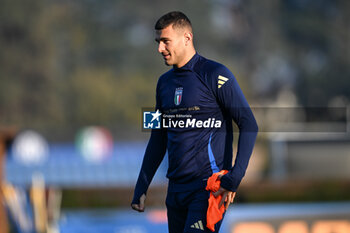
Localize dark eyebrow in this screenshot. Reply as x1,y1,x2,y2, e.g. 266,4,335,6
155,37,170,43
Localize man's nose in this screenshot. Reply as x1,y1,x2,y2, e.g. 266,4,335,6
158,42,165,53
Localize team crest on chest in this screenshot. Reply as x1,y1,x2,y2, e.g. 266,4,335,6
174,87,183,106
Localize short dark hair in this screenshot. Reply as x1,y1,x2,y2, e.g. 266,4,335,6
155,11,192,31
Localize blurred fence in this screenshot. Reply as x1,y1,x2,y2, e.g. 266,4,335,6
5,142,167,188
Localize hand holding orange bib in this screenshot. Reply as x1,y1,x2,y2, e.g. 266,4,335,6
205,170,230,232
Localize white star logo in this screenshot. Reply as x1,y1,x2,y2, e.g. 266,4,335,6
151,110,161,122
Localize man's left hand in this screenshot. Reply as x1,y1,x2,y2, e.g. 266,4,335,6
212,187,236,210
212,175,236,210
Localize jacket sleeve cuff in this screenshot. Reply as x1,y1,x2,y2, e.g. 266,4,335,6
131,190,146,205
131,196,140,205
220,174,241,192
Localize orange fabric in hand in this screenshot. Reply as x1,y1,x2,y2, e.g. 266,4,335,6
205,170,229,232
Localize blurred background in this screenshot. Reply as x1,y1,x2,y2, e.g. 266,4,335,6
1,0,350,232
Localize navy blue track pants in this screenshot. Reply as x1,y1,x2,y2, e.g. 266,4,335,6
166,188,225,233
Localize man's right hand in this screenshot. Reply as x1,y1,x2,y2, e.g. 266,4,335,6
131,194,146,212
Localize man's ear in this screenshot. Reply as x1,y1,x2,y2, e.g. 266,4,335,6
184,32,193,45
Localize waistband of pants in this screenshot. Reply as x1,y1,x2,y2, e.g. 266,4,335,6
168,178,208,193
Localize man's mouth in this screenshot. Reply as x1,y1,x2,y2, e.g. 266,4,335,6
163,54,170,60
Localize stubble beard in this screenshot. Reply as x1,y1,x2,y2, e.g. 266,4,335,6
164,56,174,66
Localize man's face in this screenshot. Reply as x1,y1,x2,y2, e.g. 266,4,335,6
155,24,187,67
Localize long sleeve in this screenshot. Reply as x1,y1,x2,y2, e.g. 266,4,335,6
211,65,258,192
131,82,167,204
131,127,167,204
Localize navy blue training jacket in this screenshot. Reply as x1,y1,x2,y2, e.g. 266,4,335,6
132,53,258,204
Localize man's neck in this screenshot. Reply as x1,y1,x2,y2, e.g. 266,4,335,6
176,49,196,68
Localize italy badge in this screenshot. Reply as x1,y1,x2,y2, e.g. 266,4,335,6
174,87,183,106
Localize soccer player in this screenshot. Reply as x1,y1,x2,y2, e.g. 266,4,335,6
131,11,258,233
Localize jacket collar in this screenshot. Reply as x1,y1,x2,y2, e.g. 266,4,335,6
173,52,200,72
